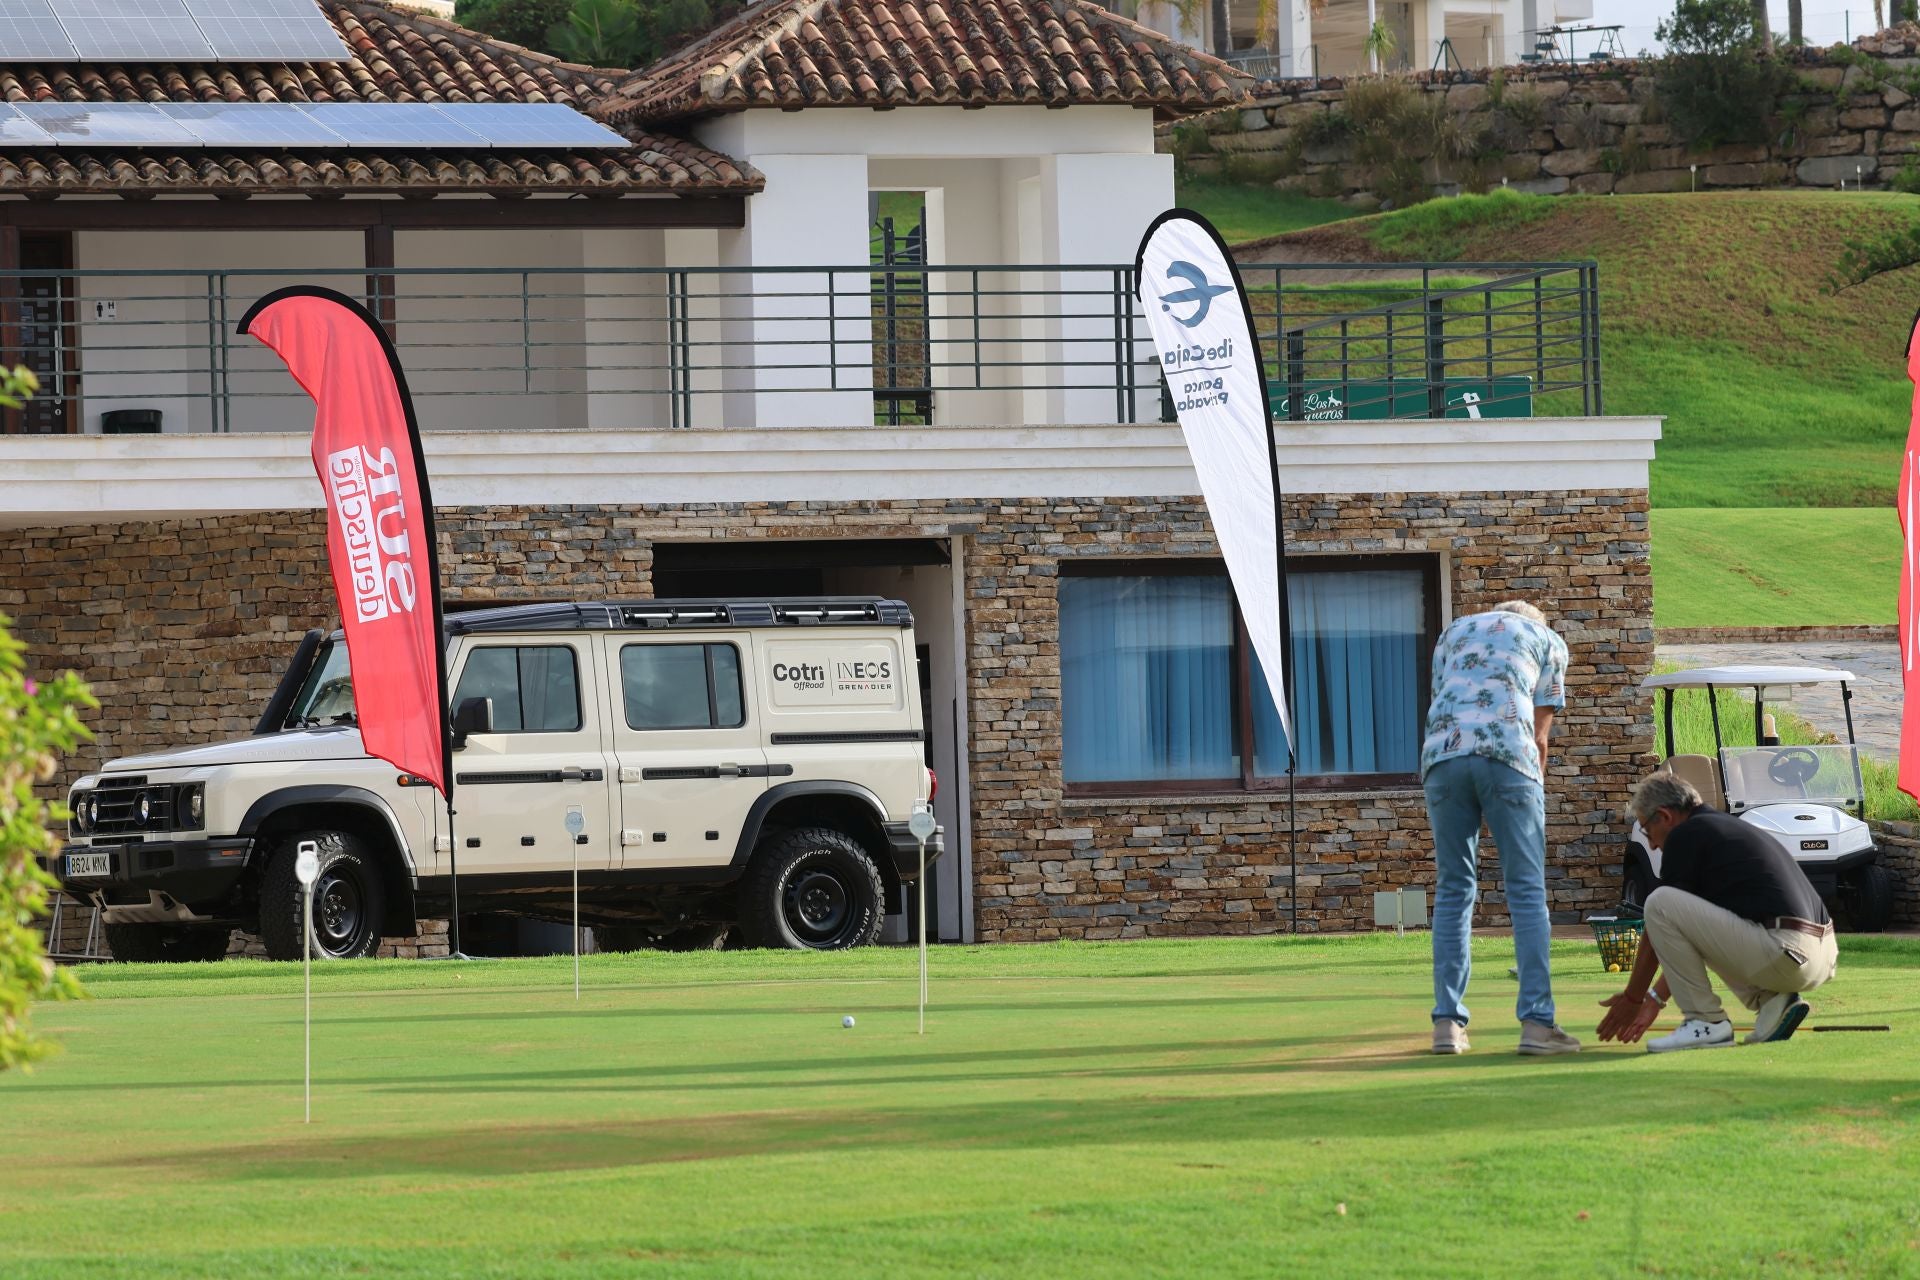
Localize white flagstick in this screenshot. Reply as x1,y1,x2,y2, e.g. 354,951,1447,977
565,807,584,1000
294,839,320,1124
908,803,936,1034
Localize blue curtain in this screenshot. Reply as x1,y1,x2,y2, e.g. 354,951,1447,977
1061,575,1238,782
1253,569,1424,776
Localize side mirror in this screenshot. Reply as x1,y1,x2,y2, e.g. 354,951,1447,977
451,697,494,750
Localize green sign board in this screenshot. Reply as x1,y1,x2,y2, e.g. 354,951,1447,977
1268,377,1534,421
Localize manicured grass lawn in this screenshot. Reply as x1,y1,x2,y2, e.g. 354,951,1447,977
1650,507,1899,629
1176,176,1356,244
5,937,1920,1278
1275,190,1920,508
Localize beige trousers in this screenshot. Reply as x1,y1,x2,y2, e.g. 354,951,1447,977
1643,886,1839,1025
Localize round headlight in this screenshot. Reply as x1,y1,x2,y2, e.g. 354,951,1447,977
135,792,151,825
86,795,99,829
73,794,91,833
189,789,204,825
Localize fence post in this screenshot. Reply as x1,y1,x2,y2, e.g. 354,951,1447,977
1285,328,1305,423
1586,264,1603,416
1424,293,1446,419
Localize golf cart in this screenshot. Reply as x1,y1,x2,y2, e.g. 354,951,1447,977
1623,665,1895,932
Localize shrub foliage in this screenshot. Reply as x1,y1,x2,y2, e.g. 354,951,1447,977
1654,0,1793,148
1,365,93,1073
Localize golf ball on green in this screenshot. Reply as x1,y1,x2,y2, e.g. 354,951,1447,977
842,1015,855,1028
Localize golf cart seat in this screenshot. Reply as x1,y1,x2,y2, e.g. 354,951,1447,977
1659,753,1725,811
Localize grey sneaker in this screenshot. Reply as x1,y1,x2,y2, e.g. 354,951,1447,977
1747,993,1810,1045
1517,1021,1582,1056
1433,1020,1470,1054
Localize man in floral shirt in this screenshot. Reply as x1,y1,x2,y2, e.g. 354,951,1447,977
1421,600,1578,1056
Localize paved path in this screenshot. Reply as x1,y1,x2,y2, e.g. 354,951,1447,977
1655,641,1900,763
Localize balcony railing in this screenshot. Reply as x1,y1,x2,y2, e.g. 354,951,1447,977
0,261,1600,435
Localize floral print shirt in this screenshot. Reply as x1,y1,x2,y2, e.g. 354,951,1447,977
1419,610,1568,784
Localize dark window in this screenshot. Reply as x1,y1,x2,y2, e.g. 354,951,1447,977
621,644,745,730
1060,559,1437,794
452,645,582,734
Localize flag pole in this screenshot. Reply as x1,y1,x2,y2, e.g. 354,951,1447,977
445,797,463,959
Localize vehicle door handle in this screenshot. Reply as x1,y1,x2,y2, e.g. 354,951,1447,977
716,763,743,778
561,767,604,783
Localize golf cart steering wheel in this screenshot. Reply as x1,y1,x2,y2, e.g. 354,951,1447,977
1766,747,1821,788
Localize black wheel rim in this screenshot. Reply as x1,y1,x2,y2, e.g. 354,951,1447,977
314,866,366,956
784,865,854,946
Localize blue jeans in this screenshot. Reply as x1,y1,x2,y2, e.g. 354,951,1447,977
1423,754,1554,1028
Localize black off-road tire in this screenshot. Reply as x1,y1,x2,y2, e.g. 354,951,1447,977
1847,863,1895,934
737,827,885,951
258,830,387,961
104,923,233,963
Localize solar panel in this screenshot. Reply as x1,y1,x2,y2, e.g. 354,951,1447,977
427,103,632,150
51,0,217,60
295,103,491,148
0,0,80,59
14,101,206,146
0,104,58,145
183,0,347,62
158,101,350,147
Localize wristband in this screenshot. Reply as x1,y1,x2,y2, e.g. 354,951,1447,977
1643,990,1665,1008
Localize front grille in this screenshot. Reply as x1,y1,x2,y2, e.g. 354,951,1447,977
88,776,177,836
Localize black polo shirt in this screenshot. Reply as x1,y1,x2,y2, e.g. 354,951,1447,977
1659,808,1828,925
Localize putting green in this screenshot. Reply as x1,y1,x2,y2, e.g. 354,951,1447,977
2,936,1917,1278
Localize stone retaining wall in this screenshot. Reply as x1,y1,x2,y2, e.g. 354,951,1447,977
1655,625,1896,644
8,489,1652,943
1168,32,1920,205
1868,821,1920,927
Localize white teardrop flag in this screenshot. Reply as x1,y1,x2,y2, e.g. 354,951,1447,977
1135,210,1293,750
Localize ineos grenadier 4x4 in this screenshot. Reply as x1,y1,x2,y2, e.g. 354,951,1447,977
55,597,943,960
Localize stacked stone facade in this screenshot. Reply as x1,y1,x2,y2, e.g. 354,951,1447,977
5,488,1652,943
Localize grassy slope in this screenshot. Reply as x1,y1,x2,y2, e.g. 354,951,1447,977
5,939,1920,1279
1650,507,1899,627
1175,177,1357,243
1274,189,1920,509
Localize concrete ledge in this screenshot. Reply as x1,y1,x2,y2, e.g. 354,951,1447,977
0,417,1662,527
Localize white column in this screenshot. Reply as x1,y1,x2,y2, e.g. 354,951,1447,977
1274,0,1315,77
1038,152,1175,425
716,152,873,429
1417,0,1448,69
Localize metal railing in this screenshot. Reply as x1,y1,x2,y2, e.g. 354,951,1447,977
0,261,1600,434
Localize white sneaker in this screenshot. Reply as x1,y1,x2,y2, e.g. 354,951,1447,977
1648,1019,1734,1054
1433,1020,1470,1054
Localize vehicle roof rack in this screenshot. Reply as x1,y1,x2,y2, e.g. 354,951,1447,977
441,596,913,636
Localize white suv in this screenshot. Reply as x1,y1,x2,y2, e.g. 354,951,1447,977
56,597,942,960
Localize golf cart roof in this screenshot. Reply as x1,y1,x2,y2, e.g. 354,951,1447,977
1640,665,1856,690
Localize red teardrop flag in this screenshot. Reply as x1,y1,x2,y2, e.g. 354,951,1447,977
1901,312,1920,802
239,287,451,800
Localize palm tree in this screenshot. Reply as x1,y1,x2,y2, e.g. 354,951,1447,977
1211,0,1230,56
1751,0,1774,51
1787,0,1802,43
1363,17,1396,71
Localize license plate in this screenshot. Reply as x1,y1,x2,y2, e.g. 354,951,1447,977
65,852,113,879
1800,839,1829,852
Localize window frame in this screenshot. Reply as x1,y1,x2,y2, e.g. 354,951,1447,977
451,642,585,736
617,641,748,732
1059,555,1441,798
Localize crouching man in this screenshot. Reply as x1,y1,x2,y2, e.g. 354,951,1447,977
1597,772,1838,1053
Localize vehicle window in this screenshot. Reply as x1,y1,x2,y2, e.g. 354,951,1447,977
621,644,745,730
289,641,354,726
453,645,582,733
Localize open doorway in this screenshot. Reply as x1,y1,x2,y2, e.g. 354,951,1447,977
652,537,972,943
869,191,930,426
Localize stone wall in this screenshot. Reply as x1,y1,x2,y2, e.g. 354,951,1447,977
1169,39,1920,206
1868,822,1920,927
5,489,1652,943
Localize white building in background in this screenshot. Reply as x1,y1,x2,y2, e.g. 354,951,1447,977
1127,0,1601,79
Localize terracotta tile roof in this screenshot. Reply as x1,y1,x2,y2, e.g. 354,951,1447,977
0,0,760,197
599,0,1249,124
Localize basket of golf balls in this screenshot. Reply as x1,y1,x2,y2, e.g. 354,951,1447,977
1588,915,1644,973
